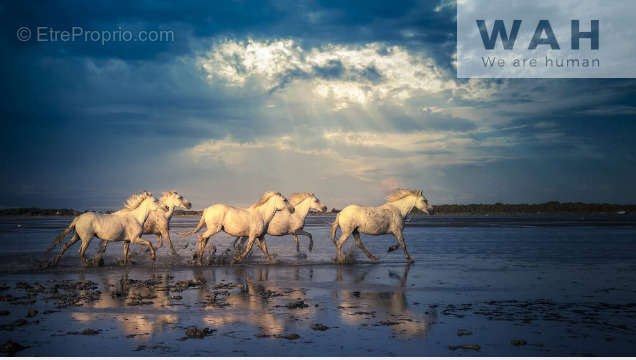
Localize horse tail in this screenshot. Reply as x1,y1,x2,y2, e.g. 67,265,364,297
47,216,79,253
179,208,206,236
330,213,340,246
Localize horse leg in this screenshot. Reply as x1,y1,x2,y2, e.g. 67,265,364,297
233,236,245,251
123,241,130,265
155,233,164,249
233,234,258,263
353,230,377,261
335,229,352,263
78,236,93,266
387,244,400,253
393,230,414,263
256,236,273,263
193,225,220,264
133,237,156,261
92,240,108,266
53,233,80,265
161,229,178,256
156,234,163,250
294,229,314,252
233,237,248,253
293,234,300,252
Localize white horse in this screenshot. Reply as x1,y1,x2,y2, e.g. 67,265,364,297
180,191,295,264
233,192,327,253
93,191,192,259
48,192,167,265
330,189,433,264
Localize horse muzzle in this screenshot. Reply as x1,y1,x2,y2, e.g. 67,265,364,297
184,201,192,209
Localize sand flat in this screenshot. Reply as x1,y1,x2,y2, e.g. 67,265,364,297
0,215,635,356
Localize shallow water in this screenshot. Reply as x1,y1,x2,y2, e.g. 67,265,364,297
0,215,635,356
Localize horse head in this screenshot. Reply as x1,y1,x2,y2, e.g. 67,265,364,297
413,190,433,215
289,192,327,213
277,194,295,214
161,191,192,210
309,194,328,213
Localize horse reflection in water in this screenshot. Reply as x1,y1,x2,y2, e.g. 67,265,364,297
197,267,318,336
65,268,318,340
333,264,436,338
69,271,178,342
64,265,433,341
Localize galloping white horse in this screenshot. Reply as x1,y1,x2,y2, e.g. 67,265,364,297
180,191,294,264
48,192,167,265
233,192,327,253
330,189,433,264
93,191,192,259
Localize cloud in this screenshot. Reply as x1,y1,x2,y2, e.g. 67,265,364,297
197,38,457,109
2,1,636,208
578,105,636,116
182,119,580,191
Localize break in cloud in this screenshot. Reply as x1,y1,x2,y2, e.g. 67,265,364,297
181,38,598,205
1,0,635,209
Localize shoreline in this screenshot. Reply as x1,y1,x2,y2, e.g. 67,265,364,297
1,211,634,217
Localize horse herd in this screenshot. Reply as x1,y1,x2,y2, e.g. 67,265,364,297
46,189,434,266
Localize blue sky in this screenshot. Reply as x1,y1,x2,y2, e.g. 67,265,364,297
1,0,635,210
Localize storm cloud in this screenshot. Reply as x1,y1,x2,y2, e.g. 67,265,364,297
1,1,635,210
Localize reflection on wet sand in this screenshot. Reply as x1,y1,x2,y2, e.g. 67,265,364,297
333,264,436,338
70,271,178,341
66,264,434,342
199,268,316,336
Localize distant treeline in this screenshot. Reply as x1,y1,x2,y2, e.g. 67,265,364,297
0,208,82,216
0,202,633,216
0,208,203,217
411,202,635,215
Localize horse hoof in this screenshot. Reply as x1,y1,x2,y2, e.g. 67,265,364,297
92,258,104,267
407,258,415,264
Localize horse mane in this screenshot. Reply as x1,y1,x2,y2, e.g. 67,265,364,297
288,192,314,206
160,191,178,202
123,191,153,209
250,191,282,208
386,188,422,203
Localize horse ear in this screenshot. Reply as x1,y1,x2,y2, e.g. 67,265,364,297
417,190,422,196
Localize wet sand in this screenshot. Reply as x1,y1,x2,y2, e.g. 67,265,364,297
0,215,635,356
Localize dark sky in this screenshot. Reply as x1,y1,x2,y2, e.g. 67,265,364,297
1,0,635,210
